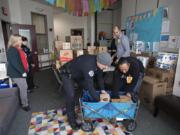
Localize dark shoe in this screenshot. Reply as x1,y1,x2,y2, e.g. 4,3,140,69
27,89,33,93
22,106,31,112
33,85,39,89
70,122,81,130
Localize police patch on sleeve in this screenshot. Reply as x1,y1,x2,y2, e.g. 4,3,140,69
88,70,94,77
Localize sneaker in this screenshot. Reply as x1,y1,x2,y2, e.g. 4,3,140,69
22,106,31,112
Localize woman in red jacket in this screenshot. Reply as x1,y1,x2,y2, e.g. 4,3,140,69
7,35,30,111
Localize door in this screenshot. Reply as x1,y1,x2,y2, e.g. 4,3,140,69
11,24,39,71
1,20,11,50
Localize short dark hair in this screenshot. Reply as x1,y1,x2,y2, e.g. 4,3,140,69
118,57,129,66
22,36,28,41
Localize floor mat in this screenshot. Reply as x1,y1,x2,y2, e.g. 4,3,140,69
28,108,129,135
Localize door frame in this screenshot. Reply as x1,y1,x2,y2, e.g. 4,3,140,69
31,12,49,53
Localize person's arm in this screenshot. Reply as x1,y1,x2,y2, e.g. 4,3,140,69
112,70,122,98
83,69,100,101
122,36,130,57
96,69,105,90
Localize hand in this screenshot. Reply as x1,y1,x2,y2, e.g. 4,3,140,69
126,92,131,97
22,73,27,77
31,64,35,68
101,90,107,94
100,93,110,102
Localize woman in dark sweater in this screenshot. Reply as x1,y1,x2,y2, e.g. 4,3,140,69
7,35,30,111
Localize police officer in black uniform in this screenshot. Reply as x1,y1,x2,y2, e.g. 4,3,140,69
21,36,37,93
112,57,144,102
59,52,112,130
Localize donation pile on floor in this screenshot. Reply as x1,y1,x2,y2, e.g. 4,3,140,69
28,107,130,135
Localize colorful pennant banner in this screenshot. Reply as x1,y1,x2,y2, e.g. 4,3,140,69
46,0,117,16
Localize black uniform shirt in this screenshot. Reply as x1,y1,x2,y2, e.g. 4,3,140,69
69,55,104,101
118,57,144,92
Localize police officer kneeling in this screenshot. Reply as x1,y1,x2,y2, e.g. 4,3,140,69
112,57,144,102
59,52,112,130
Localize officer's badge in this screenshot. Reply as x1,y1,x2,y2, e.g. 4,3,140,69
127,75,133,84
88,70,94,77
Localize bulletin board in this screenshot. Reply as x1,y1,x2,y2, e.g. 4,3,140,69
126,7,163,43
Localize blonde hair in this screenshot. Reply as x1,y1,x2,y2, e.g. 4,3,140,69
8,35,22,48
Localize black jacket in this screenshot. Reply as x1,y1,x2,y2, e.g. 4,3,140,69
62,55,104,101
7,47,26,78
115,57,144,93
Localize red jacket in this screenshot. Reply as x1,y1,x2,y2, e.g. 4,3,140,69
17,48,29,72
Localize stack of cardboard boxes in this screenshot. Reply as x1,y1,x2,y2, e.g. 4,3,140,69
54,38,84,68
87,46,108,55
140,67,175,111
55,38,109,68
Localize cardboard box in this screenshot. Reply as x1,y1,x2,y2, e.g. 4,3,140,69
87,46,97,55
59,50,73,65
70,36,83,50
55,41,63,50
143,76,159,84
146,68,175,88
73,50,84,57
97,46,108,53
141,80,167,103
62,42,71,50
140,80,167,112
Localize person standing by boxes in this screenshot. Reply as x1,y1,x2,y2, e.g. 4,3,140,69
112,57,144,102
59,52,112,130
112,26,130,63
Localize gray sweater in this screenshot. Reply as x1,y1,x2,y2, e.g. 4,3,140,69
116,34,130,58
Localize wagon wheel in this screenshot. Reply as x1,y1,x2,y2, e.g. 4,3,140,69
81,121,93,132
123,119,137,132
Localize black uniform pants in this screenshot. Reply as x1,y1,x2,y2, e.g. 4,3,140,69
27,69,35,89
61,74,76,125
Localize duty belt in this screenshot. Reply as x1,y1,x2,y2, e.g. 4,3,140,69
59,62,72,79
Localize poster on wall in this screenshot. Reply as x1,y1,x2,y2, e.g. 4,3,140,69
126,7,163,44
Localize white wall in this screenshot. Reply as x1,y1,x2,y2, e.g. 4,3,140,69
0,0,10,62
113,7,121,28
173,50,180,96
54,13,88,48
8,0,22,23
19,0,54,51
0,0,11,22
97,10,113,39
159,0,180,35
0,19,7,62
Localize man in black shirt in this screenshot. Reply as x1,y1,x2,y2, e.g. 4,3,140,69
113,57,144,102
